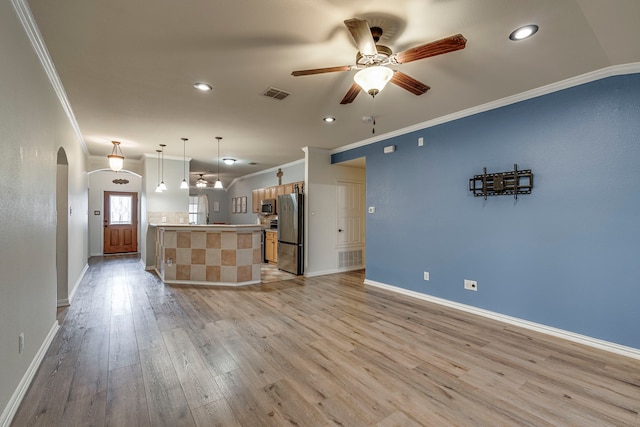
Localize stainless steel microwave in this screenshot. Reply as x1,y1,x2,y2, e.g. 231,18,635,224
261,199,276,214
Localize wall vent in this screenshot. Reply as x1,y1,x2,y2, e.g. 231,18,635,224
338,250,363,268
262,87,291,100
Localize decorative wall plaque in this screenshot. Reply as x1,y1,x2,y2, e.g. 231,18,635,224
112,179,129,185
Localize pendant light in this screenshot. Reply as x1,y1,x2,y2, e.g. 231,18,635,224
155,149,163,192
180,137,189,189
159,144,167,191
214,137,223,189
108,141,125,172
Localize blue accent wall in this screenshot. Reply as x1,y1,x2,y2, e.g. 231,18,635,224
332,74,640,349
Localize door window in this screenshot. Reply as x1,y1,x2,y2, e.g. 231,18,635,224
109,195,133,225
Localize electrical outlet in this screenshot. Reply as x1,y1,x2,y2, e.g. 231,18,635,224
464,279,478,291
423,271,429,281
418,137,424,146
19,333,24,354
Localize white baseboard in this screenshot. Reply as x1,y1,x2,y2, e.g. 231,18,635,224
67,263,88,305
304,265,364,278
56,262,88,307
364,279,640,361
0,321,60,427
141,258,154,271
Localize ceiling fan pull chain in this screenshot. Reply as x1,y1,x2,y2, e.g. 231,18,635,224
372,96,376,134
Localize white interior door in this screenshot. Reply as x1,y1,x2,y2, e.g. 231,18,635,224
337,180,365,247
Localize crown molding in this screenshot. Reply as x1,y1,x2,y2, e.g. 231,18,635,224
227,158,305,190
11,0,88,156
141,153,191,162
332,63,640,155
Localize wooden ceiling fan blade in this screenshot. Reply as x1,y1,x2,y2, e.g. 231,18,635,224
394,34,467,64
340,82,361,104
390,71,430,96
344,18,377,56
291,65,352,76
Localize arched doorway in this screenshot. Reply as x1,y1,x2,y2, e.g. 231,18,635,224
56,148,69,306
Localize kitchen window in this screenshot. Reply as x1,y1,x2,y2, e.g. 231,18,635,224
188,196,198,224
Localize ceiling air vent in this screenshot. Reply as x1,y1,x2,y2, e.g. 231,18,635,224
262,87,290,100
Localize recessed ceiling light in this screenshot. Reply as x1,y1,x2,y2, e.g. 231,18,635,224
223,158,236,165
509,24,539,41
193,82,212,91
323,116,336,123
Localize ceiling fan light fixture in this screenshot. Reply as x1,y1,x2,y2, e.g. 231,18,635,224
196,174,207,188
107,141,125,172
354,66,394,97
193,82,212,91
509,24,539,41
223,158,236,165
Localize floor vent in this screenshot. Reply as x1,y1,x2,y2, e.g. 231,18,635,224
338,250,363,268
262,87,291,100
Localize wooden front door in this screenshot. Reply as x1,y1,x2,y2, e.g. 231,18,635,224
104,191,138,254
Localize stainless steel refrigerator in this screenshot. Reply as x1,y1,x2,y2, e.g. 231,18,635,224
277,192,304,275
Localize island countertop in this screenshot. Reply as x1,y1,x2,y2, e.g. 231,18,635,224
150,223,261,229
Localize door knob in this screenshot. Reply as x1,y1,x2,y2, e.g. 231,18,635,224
338,229,343,232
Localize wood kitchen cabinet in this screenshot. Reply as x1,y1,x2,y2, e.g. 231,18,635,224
265,186,277,200
252,189,259,213
265,230,278,264
251,188,266,213
252,181,305,214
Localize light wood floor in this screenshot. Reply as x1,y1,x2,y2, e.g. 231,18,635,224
12,255,640,426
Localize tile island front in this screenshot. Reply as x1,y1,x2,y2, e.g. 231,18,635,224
152,224,262,286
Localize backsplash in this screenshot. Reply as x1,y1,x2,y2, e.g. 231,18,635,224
258,214,278,228
148,211,189,225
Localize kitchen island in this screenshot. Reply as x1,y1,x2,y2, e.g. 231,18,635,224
152,224,262,286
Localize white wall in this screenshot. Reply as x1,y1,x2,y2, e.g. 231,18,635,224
141,154,189,269
1,1,88,423
304,148,365,276
88,170,142,256
200,188,229,224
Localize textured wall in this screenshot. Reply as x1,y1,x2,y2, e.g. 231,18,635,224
333,73,640,349
1,0,88,418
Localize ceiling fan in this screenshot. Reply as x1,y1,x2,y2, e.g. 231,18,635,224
291,18,467,104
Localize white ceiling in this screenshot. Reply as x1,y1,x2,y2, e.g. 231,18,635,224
28,0,640,187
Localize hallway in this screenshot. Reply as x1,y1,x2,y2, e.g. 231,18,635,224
11,255,640,426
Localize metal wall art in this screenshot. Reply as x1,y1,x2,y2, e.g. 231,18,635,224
469,164,533,200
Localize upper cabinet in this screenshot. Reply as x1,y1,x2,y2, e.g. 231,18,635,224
251,181,304,213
